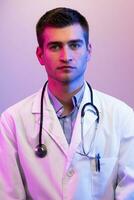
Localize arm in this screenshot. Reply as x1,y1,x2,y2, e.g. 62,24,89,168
115,106,134,199
0,111,26,200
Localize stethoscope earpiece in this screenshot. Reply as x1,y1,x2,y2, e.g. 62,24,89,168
35,144,47,158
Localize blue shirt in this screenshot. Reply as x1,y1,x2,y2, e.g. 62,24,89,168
48,86,85,144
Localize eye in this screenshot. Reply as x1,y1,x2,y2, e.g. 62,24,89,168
49,44,61,52
69,42,82,50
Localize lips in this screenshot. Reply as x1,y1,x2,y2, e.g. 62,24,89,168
57,66,76,70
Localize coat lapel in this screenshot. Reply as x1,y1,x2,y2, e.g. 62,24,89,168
32,87,69,156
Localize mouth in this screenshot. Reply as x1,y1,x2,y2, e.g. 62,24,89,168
57,66,76,70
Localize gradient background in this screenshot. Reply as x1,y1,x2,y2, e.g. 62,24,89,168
0,0,134,114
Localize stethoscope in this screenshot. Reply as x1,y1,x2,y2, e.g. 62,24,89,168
35,81,100,159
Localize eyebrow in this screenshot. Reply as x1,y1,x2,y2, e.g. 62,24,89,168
68,39,84,44
47,39,84,47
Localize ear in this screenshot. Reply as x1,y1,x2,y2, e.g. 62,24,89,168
36,47,45,65
87,43,92,61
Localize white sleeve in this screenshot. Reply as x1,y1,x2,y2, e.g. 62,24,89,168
0,111,27,200
115,106,134,200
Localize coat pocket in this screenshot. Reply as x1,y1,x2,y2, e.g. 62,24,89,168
91,157,118,200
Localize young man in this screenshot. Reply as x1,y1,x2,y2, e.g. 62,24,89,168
0,7,134,200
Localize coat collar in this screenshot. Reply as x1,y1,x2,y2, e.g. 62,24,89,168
31,81,101,115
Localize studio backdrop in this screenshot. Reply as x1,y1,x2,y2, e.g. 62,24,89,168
0,0,134,114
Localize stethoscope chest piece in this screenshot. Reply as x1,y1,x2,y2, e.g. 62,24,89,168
35,144,47,158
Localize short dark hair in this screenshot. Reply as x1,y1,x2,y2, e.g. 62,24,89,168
36,7,89,48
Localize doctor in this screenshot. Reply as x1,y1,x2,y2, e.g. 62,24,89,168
0,7,134,200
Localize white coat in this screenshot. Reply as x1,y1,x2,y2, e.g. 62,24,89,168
0,82,134,200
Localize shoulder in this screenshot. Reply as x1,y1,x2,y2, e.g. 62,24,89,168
93,89,132,110
93,89,134,126
1,89,41,120
84,82,133,116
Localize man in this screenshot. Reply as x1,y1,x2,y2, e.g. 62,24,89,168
0,7,134,200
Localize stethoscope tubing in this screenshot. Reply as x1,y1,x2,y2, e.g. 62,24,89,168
39,81,48,146
35,81,99,158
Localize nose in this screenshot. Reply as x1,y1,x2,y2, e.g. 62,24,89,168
60,46,73,63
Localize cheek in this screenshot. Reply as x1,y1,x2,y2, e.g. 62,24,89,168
78,52,89,64
76,48,89,60
43,54,52,67
44,52,58,67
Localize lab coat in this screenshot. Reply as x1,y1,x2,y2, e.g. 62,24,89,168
0,82,134,200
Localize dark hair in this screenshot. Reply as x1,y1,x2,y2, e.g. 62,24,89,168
36,7,89,47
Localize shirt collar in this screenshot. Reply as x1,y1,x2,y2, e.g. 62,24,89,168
48,84,85,117
32,81,101,116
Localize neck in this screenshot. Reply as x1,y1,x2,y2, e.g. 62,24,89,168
48,78,84,105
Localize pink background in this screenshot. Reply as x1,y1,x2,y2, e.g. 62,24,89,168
0,0,134,113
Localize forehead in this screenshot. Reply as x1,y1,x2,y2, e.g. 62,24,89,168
42,24,85,44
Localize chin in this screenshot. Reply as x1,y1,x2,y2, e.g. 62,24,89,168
57,75,74,83
60,79,72,84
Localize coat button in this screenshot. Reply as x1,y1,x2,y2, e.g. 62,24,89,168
67,168,75,177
